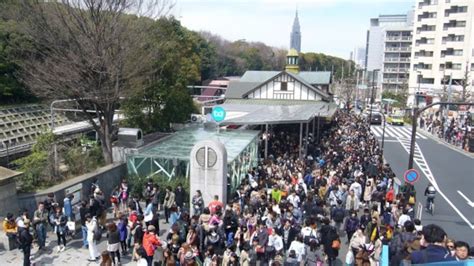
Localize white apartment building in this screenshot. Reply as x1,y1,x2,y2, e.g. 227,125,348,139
408,0,474,107
365,13,414,97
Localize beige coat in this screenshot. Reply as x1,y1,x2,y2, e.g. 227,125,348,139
164,191,175,208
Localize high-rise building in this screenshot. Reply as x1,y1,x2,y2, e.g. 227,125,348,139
365,13,414,95
290,10,301,53
408,0,474,106
355,47,367,68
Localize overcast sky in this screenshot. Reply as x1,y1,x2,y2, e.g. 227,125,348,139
172,0,414,59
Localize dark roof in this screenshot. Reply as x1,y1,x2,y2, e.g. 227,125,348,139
298,71,332,84
225,81,261,99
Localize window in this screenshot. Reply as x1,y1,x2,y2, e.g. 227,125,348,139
280,82,288,91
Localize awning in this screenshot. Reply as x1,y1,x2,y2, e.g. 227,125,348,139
216,99,337,125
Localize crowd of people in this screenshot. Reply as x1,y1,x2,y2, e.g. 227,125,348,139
419,112,471,151
3,111,474,266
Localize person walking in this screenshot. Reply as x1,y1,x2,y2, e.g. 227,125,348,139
174,183,187,209
143,225,162,266
118,215,128,255
33,202,48,251
79,200,90,248
18,219,33,266
63,194,74,221
107,222,121,265
51,206,68,252
86,214,100,262
163,187,175,224
192,190,204,216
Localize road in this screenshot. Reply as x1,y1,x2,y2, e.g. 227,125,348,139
371,123,474,242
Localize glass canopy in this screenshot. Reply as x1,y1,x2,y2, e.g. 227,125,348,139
126,127,260,194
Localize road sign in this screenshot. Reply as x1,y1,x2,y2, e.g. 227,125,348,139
211,106,226,122
404,169,420,184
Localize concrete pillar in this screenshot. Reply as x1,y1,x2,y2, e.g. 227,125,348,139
264,124,268,159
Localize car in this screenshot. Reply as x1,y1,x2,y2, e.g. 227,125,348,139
387,114,404,126
368,112,382,125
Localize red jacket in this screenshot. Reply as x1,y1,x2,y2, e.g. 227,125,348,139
143,232,161,256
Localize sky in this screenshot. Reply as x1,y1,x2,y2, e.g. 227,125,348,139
172,0,414,59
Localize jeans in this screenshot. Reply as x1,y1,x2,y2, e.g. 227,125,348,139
23,245,31,266
36,224,46,248
426,197,434,209
81,226,88,247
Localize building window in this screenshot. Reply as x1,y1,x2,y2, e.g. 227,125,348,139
280,82,288,91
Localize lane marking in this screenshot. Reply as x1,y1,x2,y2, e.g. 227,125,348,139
384,126,400,138
397,137,474,229
391,126,411,139
457,191,474,208
371,126,382,137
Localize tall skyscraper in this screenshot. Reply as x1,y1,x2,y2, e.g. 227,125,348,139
408,0,473,107
290,10,301,53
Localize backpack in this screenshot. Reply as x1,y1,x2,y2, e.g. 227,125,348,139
346,218,358,232
333,208,345,223
382,212,393,227
93,225,102,241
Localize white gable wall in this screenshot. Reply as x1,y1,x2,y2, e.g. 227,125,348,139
246,73,322,101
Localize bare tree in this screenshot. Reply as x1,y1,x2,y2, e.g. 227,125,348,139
14,0,173,164
337,77,357,110
454,64,471,102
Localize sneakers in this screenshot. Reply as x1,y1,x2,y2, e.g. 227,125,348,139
60,245,65,252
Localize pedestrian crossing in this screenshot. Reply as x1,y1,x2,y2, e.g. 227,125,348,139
370,125,427,139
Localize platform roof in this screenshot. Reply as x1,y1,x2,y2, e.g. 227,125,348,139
217,99,337,125
136,127,260,163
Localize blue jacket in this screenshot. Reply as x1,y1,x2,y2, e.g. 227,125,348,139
411,245,456,264
63,198,73,220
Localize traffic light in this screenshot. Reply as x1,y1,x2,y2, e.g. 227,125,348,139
415,92,425,105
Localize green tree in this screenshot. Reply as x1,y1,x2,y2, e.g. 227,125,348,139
122,17,199,133
14,132,56,191
0,1,35,103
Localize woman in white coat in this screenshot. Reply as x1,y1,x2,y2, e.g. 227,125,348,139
85,214,100,262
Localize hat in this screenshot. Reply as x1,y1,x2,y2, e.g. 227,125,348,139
184,251,194,260
147,225,156,232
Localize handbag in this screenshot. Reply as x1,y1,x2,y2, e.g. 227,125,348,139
256,245,265,254
67,221,76,232
346,249,354,264
144,211,154,222
408,195,415,205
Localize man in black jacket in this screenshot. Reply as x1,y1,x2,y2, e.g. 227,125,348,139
174,184,187,209
19,219,33,266
277,219,298,251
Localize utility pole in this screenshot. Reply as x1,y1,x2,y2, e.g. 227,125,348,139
408,102,474,169
369,69,379,123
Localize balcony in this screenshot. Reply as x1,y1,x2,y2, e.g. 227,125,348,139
383,57,411,63
383,78,404,84
385,47,412,52
383,68,410,73
386,36,412,42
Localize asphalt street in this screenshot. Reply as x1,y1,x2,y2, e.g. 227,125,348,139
371,123,474,242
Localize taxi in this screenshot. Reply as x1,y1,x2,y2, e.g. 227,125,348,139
387,114,404,126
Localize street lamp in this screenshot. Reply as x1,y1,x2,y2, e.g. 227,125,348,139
369,69,380,124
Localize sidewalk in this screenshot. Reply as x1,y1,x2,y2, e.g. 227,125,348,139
418,127,473,157
0,208,171,265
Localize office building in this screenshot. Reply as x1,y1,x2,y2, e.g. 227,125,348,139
365,13,414,95
408,0,474,106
